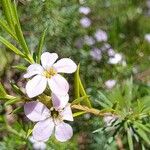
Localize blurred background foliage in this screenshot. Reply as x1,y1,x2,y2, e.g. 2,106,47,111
0,0,150,149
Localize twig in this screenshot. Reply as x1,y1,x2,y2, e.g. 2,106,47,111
71,104,116,117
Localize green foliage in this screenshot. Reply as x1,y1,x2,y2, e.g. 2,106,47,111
36,28,47,63
0,0,149,149
74,65,91,108
95,79,150,149
0,0,34,63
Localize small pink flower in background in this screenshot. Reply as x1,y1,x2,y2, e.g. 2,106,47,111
105,79,116,89
80,17,91,28
108,53,122,64
29,136,46,150
84,35,95,46
107,48,116,57
24,52,77,98
79,6,91,15
24,96,73,142
94,29,108,42
144,34,150,43
90,48,102,61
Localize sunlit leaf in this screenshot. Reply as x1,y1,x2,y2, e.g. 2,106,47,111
4,98,22,106
73,111,86,117
124,77,133,107
74,65,91,107
12,65,27,71
0,36,24,56
11,106,23,114
95,99,109,108
0,19,17,40
1,0,14,30
26,129,33,139
125,123,134,150
0,83,7,97
10,82,25,96
36,28,47,63
14,24,30,55
74,64,80,98
98,91,112,107
72,95,89,105
135,127,150,145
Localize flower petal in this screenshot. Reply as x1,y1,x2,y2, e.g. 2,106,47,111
52,93,69,110
33,142,46,150
53,58,77,74
60,104,73,121
33,118,54,142
48,74,69,96
41,52,58,69
29,136,36,143
26,75,47,98
55,122,73,142
24,64,44,78
24,101,49,122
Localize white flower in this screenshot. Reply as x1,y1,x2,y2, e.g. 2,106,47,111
145,34,150,43
108,53,122,64
105,80,116,89
84,35,95,46
79,6,91,15
94,29,108,42
29,136,46,150
90,48,102,61
24,100,73,142
80,17,91,28
24,52,77,98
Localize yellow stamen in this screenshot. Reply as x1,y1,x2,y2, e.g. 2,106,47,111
43,68,57,78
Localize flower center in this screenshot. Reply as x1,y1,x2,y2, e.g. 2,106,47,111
51,109,59,118
50,108,63,125
43,68,57,78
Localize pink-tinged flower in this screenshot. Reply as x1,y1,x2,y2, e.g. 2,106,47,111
94,29,108,42
84,35,95,46
107,48,116,57
80,17,91,28
24,52,77,98
24,100,73,142
105,79,116,89
90,48,102,61
79,6,91,15
29,136,46,150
